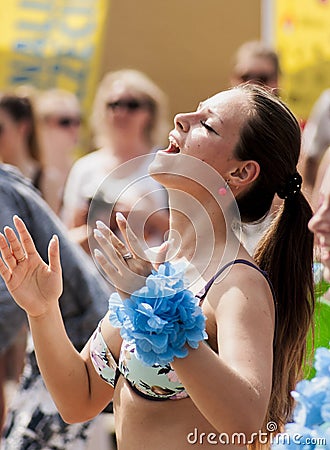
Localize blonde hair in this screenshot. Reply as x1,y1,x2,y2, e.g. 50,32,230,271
90,69,169,148
34,88,81,118
231,40,281,79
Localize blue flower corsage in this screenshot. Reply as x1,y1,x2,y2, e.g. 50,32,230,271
271,347,330,450
108,261,208,366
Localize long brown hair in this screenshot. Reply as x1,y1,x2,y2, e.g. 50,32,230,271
234,84,314,445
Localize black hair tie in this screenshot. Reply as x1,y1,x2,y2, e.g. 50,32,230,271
277,172,302,200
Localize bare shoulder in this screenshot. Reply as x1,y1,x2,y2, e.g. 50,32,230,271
203,262,275,375
204,261,275,331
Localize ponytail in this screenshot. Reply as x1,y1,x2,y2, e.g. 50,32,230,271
254,192,314,430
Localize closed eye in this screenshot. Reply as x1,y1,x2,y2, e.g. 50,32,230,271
200,120,219,135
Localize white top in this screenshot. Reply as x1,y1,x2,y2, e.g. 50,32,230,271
62,148,168,243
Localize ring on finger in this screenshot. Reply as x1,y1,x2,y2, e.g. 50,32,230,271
123,252,133,261
16,255,26,263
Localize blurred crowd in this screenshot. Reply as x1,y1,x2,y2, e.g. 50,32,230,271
0,69,171,449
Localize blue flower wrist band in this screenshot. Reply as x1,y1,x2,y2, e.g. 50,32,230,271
108,262,208,366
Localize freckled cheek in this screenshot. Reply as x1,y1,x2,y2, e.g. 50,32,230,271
184,140,202,153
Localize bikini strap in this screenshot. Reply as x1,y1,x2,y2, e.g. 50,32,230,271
196,258,278,343
196,259,277,305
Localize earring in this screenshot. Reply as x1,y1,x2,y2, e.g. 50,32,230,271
218,180,229,196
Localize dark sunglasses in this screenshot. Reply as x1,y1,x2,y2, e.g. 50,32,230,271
56,117,82,128
239,72,276,84
106,99,152,112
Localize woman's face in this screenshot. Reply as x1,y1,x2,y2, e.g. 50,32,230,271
40,99,81,153
103,81,154,139
0,108,25,161
149,89,249,189
309,165,330,281
231,56,278,91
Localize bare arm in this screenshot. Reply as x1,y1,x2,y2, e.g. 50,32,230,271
171,266,274,437
27,304,117,423
0,216,115,423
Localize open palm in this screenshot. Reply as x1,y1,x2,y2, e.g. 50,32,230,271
0,216,63,318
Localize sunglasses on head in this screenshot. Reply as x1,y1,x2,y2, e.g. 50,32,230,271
56,117,82,128
106,99,151,112
239,72,276,84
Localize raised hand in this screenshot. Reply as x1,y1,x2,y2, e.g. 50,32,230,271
0,215,63,318
93,212,168,298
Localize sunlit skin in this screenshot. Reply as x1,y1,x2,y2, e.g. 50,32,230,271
308,165,330,282
92,81,156,163
150,90,259,192
0,89,274,449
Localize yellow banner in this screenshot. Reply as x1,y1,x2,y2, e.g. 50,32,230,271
275,0,330,121
0,0,110,114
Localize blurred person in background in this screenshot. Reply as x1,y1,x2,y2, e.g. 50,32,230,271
306,163,330,377
229,40,280,94
62,69,170,254
0,90,114,448
0,92,43,187
309,163,330,282
0,162,113,449
34,88,82,216
0,91,43,413
300,89,330,200
308,144,330,211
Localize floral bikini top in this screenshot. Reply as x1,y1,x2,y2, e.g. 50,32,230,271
89,259,276,401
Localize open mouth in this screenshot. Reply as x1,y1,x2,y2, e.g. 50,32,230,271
163,137,180,154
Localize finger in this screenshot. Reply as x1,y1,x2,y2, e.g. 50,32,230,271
0,232,17,270
48,235,62,274
0,234,12,281
95,221,141,272
4,225,26,264
155,241,170,266
94,248,119,283
0,257,11,283
13,215,38,257
96,220,128,257
115,212,147,261
94,229,123,271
